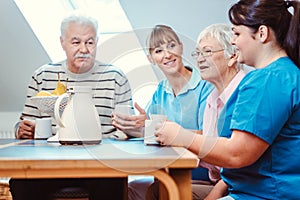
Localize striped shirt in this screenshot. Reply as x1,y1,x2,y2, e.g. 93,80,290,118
20,60,132,136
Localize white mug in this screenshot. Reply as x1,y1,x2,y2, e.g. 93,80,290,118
35,117,52,139
144,116,167,145
112,104,132,140
149,114,168,121
114,104,132,116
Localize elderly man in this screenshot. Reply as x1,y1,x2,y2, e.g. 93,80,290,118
11,12,134,200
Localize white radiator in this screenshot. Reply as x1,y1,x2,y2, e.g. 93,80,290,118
0,111,20,139
0,131,14,139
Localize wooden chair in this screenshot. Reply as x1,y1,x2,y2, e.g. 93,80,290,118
0,132,14,200
0,179,12,200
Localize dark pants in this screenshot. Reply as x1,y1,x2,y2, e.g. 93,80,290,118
9,178,127,200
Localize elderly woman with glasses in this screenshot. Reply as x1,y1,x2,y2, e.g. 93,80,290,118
191,23,253,200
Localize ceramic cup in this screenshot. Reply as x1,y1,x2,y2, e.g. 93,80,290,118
114,104,132,116
149,114,168,121
144,115,167,145
112,105,132,140
35,117,52,139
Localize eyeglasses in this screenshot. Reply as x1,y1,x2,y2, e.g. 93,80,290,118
191,49,224,58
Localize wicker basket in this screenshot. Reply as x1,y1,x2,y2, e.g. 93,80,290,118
30,96,68,117
0,182,12,200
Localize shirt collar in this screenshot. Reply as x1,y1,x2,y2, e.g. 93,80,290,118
62,60,97,79
164,67,202,95
207,69,246,109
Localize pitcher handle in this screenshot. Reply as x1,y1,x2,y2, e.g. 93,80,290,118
54,93,68,128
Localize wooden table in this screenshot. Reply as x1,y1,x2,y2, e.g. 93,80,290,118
0,138,199,200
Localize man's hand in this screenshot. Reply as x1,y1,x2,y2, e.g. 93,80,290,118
17,119,35,139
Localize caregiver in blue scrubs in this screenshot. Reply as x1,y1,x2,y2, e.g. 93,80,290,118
155,0,300,199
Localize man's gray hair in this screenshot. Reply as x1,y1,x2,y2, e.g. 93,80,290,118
60,12,98,39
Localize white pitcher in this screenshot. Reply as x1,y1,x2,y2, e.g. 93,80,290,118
54,86,102,145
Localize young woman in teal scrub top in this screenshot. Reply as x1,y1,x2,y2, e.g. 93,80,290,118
113,24,213,200
155,0,300,199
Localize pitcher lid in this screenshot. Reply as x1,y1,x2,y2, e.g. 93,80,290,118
68,86,92,93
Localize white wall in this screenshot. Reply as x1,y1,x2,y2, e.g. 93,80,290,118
0,0,51,111
119,0,237,65
0,0,51,131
